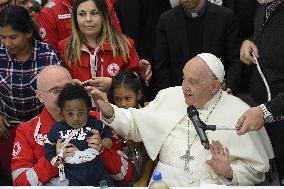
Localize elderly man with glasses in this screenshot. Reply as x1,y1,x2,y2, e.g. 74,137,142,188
11,65,135,186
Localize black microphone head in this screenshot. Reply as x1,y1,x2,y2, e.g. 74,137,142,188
187,105,199,118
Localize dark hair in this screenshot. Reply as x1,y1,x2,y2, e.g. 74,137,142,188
58,83,92,110
41,0,48,7
0,5,41,40
30,0,41,13
110,71,142,100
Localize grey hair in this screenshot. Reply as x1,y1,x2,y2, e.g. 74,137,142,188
204,67,218,82
203,67,222,94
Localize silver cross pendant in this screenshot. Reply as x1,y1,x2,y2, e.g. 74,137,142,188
180,148,194,173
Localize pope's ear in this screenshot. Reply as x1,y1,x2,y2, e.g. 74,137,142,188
36,90,44,103
211,80,221,94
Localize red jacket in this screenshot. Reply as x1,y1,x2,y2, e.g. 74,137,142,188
11,108,133,186
38,0,73,50
58,37,140,81
105,0,122,33
38,0,122,51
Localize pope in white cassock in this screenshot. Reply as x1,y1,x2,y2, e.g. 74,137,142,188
88,53,274,186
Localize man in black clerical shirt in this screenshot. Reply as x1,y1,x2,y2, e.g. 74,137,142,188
153,0,241,95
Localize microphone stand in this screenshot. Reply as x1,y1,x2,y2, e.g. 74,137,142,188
203,125,238,131
188,111,237,150
197,122,237,150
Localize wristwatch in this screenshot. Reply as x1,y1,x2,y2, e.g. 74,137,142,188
259,104,274,123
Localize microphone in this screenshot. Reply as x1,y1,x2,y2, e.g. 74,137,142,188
187,105,210,150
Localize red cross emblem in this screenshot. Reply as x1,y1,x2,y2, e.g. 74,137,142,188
107,63,120,76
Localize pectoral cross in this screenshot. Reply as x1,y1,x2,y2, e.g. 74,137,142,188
180,148,194,173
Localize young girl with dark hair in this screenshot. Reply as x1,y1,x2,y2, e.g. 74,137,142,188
110,71,142,108
110,71,153,186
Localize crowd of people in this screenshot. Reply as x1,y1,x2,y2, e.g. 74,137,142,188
0,0,284,187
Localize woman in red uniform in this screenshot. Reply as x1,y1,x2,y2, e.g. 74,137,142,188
58,0,140,82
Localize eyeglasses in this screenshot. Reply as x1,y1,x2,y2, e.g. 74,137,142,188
37,87,63,95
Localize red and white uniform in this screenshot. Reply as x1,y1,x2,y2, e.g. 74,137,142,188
11,108,134,186
58,37,140,81
38,0,73,50
38,0,122,51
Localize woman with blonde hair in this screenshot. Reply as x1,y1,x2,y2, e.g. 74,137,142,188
58,0,140,84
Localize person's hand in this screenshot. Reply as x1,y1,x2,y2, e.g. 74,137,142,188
206,140,233,179
86,129,103,152
235,106,264,135
85,86,114,118
0,114,10,139
72,79,83,85
102,138,112,149
139,59,152,86
127,140,135,151
56,139,77,158
240,40,259,65
84,77,112,92
52,156,63,168
0,0,10,10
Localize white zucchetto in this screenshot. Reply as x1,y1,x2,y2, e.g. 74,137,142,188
197,53,225,82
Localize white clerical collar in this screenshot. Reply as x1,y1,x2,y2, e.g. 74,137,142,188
208,0,223,6
199,89,223,111
169,0,179,8
183,0,206,18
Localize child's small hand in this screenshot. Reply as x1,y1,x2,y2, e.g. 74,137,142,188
102,138,112,149
56,139,77,158
63,144,78,158
54,157,63,167
51,156,63,168
86,129,103,152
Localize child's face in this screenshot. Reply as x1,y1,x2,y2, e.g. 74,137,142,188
113,87,141,109
61,99,89,129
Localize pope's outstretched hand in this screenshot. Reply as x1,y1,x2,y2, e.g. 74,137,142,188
85,86,114,118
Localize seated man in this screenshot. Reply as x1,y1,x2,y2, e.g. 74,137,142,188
88,53,274,186
11,65,134,186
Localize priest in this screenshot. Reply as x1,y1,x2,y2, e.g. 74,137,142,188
88,53,273,186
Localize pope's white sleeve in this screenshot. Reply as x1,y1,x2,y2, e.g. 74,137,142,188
227,159,265,185
102,105,142,142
